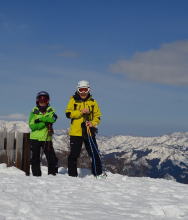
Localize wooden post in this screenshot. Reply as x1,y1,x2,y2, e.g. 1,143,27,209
22,133,30,176
15,132,23,169
0,130,6,164
6,132,15,167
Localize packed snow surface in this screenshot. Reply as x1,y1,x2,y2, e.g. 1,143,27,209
0,164,188,220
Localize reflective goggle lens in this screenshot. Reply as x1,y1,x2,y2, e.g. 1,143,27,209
38,96,49,103
78,87,89,93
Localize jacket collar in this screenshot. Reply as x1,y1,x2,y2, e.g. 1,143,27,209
36,104,50,113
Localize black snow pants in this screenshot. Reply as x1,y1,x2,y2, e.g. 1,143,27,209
30,140,58,176
68,136,102,177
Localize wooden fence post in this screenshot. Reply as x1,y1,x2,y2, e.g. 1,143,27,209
6,132,15,167
22,133,30,176
15,132,24,170
0,130,6,163
0,131,32,176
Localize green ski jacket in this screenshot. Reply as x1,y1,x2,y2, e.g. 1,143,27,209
29,106,57,141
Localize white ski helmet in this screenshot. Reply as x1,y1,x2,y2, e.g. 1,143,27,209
77,80,90,91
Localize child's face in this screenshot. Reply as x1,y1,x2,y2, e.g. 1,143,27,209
38,96,49,106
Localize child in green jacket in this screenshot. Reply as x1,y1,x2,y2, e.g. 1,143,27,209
29,91,58,176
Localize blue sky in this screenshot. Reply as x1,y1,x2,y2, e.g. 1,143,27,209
0,0,188,136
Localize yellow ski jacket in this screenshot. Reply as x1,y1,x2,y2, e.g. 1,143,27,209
65,93,102,136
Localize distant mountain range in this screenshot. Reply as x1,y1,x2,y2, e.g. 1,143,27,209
1,120,188,184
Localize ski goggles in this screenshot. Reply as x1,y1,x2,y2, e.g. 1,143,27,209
77,87,90,93
37,95,49,103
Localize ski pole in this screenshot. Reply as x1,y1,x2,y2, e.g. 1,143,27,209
87,126,107,176
86,125,97,176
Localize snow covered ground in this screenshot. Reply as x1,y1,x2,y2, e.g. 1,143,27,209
0,164,188,220
1,120,188,219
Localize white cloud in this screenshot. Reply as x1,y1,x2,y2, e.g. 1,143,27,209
0,113,27,121
110,40,188,85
